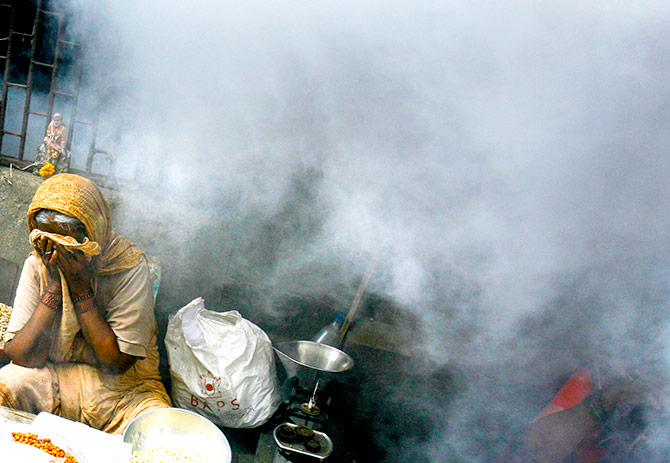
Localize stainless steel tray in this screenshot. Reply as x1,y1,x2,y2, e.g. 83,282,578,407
273,422,333,460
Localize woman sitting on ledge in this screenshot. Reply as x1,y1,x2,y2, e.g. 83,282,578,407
0,173,170,433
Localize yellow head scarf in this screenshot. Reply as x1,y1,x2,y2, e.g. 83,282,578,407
27,173,144,276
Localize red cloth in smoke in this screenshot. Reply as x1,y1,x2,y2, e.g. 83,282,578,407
533,368,592,422
500,368,607,463
533,367,605,463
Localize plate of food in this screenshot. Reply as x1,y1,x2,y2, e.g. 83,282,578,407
123,408,231,463
0,421,88,463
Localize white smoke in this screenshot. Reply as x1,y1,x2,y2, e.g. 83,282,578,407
55,0,670,460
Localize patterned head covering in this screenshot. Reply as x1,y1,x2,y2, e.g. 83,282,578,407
27,173,144,275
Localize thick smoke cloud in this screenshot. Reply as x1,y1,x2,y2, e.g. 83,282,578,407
58,0,670,460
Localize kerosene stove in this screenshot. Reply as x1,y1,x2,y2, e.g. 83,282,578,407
271,340,354,462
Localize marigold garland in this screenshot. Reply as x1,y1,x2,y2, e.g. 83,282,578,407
38,161,56,178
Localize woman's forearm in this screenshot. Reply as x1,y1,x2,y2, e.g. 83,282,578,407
4,302,58,367
74,297,136,374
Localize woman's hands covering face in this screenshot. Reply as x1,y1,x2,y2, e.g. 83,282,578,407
36,235,61,289
36,237,92,293
54,242,93,294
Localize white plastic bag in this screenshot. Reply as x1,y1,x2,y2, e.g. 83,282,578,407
165,297,280,428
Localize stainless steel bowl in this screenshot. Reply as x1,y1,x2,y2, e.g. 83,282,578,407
274,340,355,374
273,340,354,391
123,407,232,463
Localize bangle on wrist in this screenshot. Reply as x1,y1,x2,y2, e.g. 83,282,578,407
71,289,94,304
75,297,95,314
42,289,62,311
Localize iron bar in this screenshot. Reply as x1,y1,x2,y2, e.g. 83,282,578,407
17,0,43,161
0,154,30,166
85,110,99,173
45,6,62,124
33,60,54,68
39,9,62,18
0,1,16,156
66,42,84,170
73,119,94,126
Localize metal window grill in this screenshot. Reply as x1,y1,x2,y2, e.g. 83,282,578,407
0,0,112,179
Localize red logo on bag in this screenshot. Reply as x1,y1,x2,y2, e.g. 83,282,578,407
199,371,222,398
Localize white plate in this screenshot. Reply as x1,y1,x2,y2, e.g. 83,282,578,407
0,421,89,463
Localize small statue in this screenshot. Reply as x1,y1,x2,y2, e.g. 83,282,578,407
35,113,70,177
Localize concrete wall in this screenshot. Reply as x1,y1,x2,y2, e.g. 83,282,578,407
0,168,43,267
